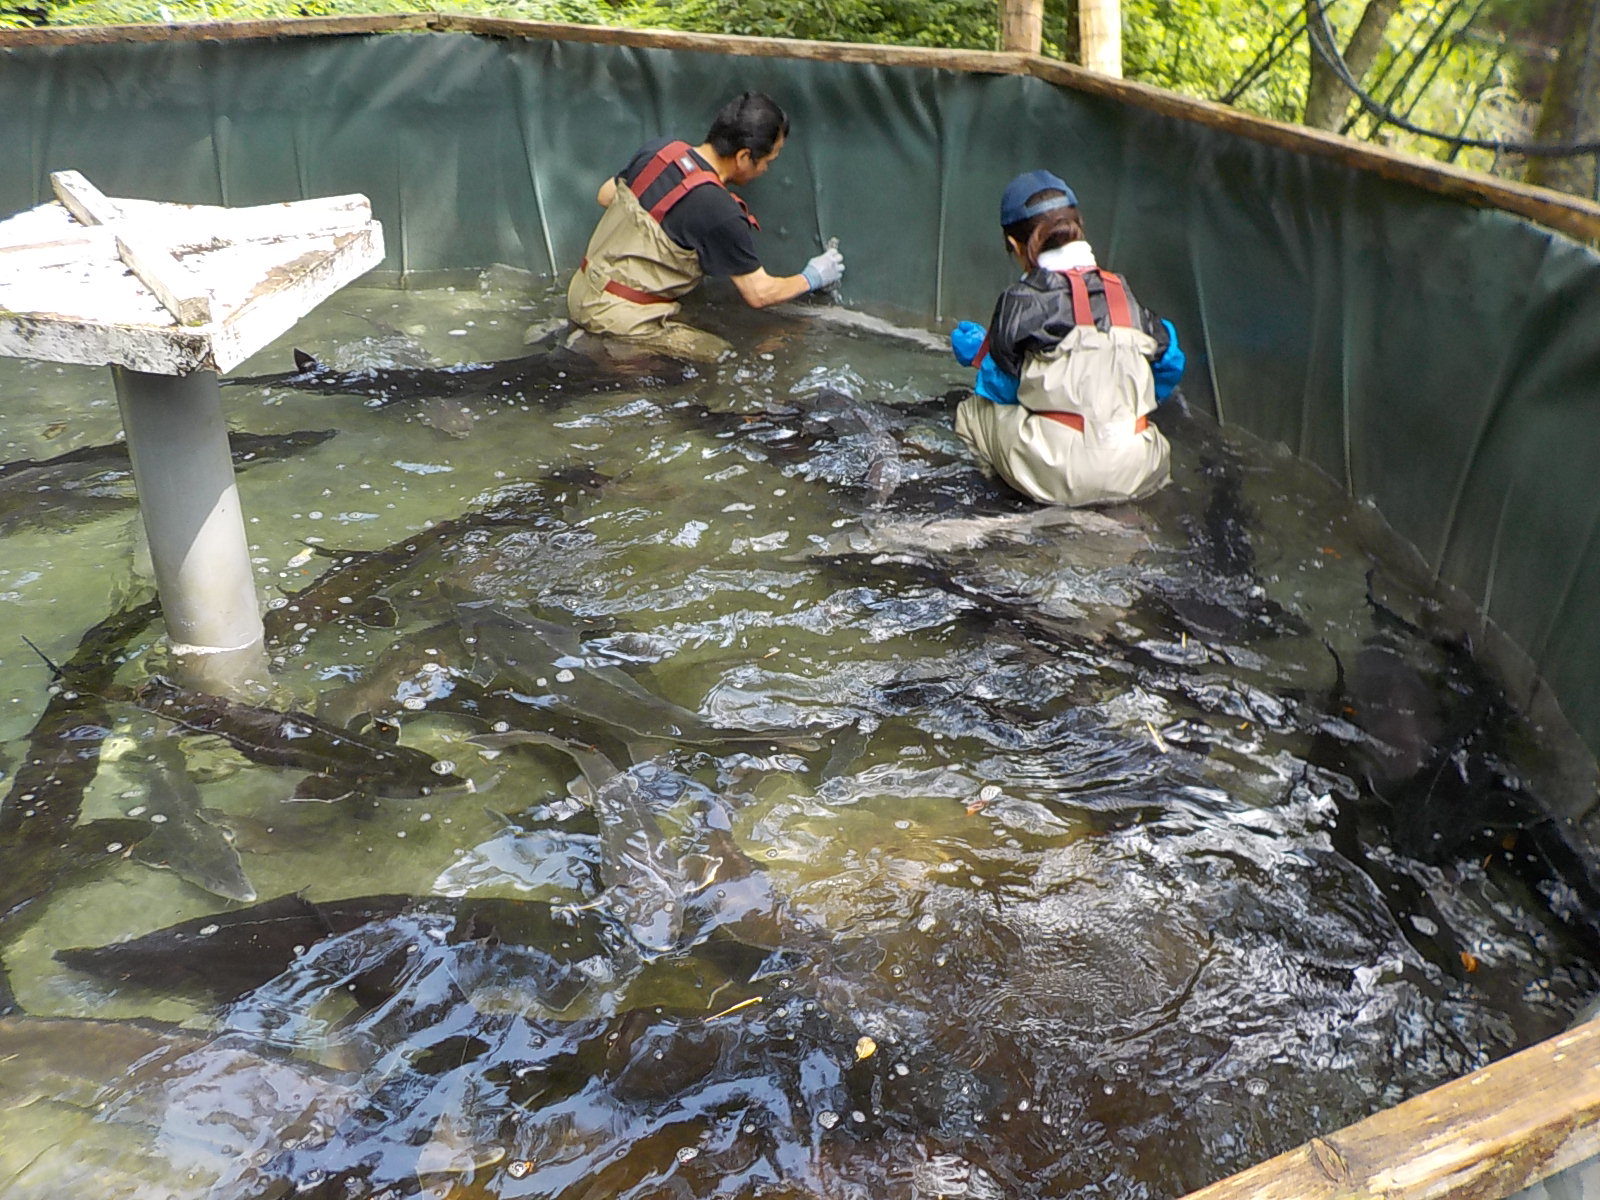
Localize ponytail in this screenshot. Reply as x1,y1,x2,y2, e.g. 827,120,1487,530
1024,209,1085,268
1001,188,1086,269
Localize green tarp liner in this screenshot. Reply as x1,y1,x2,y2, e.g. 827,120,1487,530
4,25,1600,775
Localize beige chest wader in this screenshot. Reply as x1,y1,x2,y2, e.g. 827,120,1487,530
956,267,1171,507
567,141,747,363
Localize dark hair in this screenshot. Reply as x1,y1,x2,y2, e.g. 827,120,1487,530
1002,189,1086,268
705,92,791,160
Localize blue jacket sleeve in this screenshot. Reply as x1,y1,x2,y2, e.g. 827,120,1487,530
1152,319,1185,402
950,321,1019,405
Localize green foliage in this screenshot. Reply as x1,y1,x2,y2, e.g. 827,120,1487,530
619,0,998,48
11,0,1558,181
1124,0,1308,119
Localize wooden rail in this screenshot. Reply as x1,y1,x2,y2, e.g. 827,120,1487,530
1179,1018,1600,1199
3,13,1600,241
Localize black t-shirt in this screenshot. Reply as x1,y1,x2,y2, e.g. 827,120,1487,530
619,139,763,279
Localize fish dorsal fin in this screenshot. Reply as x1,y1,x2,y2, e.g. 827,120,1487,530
293,349,321,374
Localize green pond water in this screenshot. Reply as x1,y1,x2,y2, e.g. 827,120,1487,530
0,273,1596,1200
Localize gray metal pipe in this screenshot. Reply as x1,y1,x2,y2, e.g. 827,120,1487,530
112,365,266,691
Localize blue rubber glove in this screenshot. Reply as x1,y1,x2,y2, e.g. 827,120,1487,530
951,320,986,366
1152,318,1186,402
950,321,1019,404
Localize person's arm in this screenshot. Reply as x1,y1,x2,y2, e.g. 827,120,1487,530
597,177,618,208
729,267,816,309
729,242,845,309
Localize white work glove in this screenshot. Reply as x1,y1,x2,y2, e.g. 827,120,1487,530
801,240,845,292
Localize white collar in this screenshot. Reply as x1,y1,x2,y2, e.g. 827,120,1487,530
1036,241,1097,272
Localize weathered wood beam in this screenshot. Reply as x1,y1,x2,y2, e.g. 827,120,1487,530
1000,0,1044,54
51,170,213,326
1179,1019,1600,1200
1079,0,1122,77
5,18,1599,241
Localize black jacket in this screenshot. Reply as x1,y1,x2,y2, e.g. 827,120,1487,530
987,267,1171,381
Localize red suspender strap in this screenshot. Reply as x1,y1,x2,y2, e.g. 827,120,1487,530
1065,268,1136,329
628,140,759,228
1099,271,1135,327
974,331,992,368
1066,270,1095,326
729,191,761,231
629,140,691,199
648,156,724,222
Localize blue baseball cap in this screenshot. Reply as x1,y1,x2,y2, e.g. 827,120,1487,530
999,170,1079,227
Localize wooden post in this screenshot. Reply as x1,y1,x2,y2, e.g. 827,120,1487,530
1079,0,1122,76
1000,0,1044,54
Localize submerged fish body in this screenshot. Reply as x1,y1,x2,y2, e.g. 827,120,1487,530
468,732,692,958
457,598,807,754
0,1013,360,1200
225,345,695,436
0,601,163,926
120,738,256,903
791,505,1144,562
0,430,336,536
264,495,552,648
57,891,613,1018
107,676,466,801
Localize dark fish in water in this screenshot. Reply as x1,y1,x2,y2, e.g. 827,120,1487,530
1139,441,1310,643
0,600,161,926
102,675,468,801
57,890,609,1014
312,618,639,767
0,430,337,536
790,505,1139,562
0,818,151,930
0,1012,360,1200
225,345,695,436
2,599,161,846
264,490,551,649
469,732,710,958
122,736,257,903
457,597,816,754
1309,574,1600,957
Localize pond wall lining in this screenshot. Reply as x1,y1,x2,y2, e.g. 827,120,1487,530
3,16,1600,1197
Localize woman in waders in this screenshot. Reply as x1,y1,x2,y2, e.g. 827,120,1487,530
950,170,1186,506
567,92,846,364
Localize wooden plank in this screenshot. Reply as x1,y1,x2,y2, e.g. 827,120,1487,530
50,170,214,326
1180,1019,1600,1200
49,169,120,226
0,14,1023,73
112,230,212,326
205,223,384,372
0,310,212,374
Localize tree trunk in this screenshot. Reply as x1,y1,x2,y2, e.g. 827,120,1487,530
1304,0,1401,130
1525,0,1600,197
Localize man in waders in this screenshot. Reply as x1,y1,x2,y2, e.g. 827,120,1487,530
566,91,847,363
